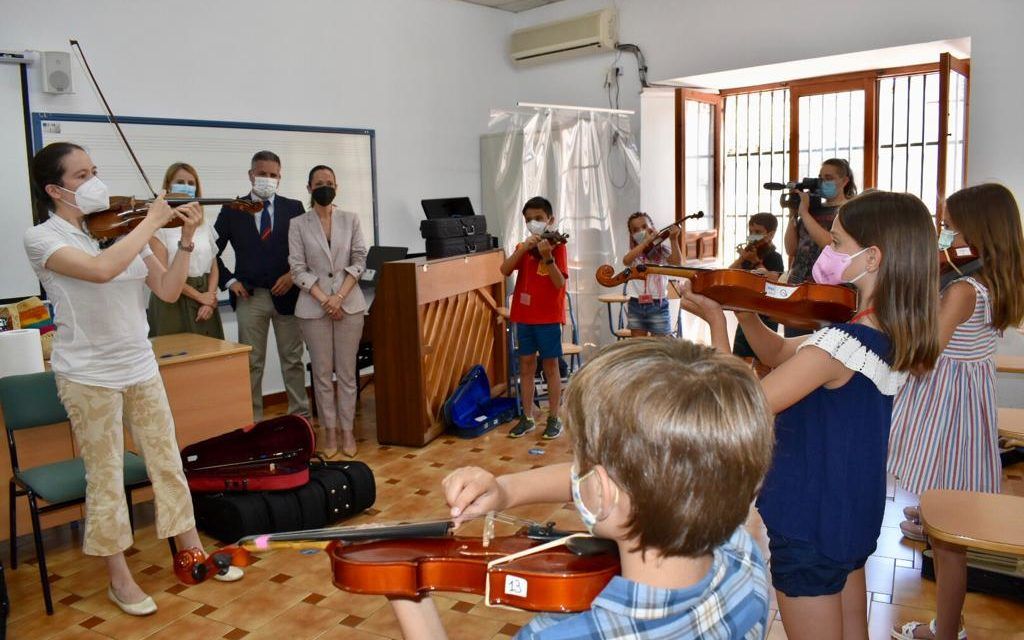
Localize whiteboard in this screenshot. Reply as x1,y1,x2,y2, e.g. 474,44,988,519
33,113,378,299
0,64,37,301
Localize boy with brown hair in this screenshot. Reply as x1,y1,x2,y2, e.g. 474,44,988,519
501,196,568,439
389,339,774,639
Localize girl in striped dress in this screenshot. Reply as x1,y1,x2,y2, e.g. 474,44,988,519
889,183,1024,640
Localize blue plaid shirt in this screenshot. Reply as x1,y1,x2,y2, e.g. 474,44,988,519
515,527,769,639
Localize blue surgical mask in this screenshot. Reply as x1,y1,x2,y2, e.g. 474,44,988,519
938,228,959,251
170,182,197,198
819,180,838,199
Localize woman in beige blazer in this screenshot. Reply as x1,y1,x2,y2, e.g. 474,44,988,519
288,165,367,458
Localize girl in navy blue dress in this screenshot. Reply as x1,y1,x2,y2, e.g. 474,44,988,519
680,191,940,640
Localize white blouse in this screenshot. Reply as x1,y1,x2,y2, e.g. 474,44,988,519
23,215,158,388
154,221,217,279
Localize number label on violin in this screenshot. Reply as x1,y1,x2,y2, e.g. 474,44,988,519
764,283,798,300
504,575,528,598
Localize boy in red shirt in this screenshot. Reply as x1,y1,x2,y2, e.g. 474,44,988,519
501,196,568,439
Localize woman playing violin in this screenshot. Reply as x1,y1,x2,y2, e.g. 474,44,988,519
388,339,773,639
23,143,242,617
148,162,225,339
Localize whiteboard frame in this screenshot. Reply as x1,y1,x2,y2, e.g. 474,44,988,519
30,112,379,244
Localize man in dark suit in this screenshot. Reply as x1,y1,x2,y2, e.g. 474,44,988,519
216,150,308,419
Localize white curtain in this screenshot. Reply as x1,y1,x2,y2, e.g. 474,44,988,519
488,106,641,356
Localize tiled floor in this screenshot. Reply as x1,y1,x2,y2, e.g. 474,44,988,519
4,385,1024,640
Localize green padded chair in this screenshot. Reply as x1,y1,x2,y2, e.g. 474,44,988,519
0,371,151,615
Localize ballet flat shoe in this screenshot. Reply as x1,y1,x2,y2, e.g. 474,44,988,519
108,585,157,616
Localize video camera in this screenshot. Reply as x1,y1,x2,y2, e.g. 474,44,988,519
763,178,826,210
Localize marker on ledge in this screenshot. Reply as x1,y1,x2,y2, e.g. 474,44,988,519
159,351,187,358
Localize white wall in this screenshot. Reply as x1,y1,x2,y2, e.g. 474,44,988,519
511,0,1024,198
1,0,517,396
0,0,517,251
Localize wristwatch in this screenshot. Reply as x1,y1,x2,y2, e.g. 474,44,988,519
178,240,195,253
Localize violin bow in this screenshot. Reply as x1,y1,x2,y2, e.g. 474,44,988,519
69,39,157,198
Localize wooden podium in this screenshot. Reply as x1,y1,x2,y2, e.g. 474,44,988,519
373,250,508,446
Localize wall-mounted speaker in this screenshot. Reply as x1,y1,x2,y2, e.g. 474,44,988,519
41,51,73,94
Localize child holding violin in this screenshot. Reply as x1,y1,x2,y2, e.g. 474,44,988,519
680,191,940,640
730,212,784,375
622,212,682,336
389,338,775,639
888,183,1024,640
502,196,569,440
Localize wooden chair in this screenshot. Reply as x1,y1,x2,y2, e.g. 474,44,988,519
561,293,583,375
998,407,1024,447
0,372,151,614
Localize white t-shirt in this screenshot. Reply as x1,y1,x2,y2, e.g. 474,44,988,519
23,215,158,388
154,222,217,278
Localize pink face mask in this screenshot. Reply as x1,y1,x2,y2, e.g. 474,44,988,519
812,245,869,285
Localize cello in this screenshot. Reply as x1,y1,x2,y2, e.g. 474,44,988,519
173,514,619,612
596,263,856,330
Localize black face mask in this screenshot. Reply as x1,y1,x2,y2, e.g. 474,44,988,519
311,186,336,207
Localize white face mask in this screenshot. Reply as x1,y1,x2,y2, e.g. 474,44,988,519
632,230,648,244
526,220,548,236
252,176,278,200
59,176,110,214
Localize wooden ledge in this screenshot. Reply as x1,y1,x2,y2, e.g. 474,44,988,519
920,490,1024,555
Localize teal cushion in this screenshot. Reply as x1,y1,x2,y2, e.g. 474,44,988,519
0,371,68,431
16,453,150,504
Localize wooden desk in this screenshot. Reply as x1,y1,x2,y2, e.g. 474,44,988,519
0,334,252,540
995,354,1024,374
921,490,1024,556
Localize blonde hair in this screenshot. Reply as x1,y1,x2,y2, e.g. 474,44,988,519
837,191,939,372
565,339,774,557
946,183,1024,331
162,162,202,197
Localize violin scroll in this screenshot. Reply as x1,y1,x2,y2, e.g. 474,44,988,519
172,546,252,585
595,264,634,287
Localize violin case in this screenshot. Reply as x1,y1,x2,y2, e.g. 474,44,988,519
443,364,520,438
192,459,376,543
182,415,315,492
424,234,495,259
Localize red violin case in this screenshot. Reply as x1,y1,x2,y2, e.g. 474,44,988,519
182,415,315,492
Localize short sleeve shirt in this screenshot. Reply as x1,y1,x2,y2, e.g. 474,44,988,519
154,220,218,278
516,527,770,639
24,215,158,388
509,243,568,325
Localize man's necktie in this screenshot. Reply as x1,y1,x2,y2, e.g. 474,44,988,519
259,201,271,242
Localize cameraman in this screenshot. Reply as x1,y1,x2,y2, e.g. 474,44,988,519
782,158,857,336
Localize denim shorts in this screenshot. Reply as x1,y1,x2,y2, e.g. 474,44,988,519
516,323,563,360
627,298,671,335
767,532,868,597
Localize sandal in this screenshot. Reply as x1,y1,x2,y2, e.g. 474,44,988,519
903,505,921,523
891,618,967,640
900,519,927,542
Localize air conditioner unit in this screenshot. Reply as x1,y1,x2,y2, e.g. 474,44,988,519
509,9,618,66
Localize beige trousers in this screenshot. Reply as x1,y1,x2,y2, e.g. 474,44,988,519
299,312,364,434
235,288,309,420
55,374,195,557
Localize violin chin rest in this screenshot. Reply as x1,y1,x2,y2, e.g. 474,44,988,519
565,537,618,557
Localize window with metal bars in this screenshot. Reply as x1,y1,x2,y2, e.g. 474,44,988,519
876,72,940,214
722,89,790,264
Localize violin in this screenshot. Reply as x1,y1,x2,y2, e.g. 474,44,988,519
735,235,772,264
528,229,570,260
173,514,619,612
596,263,856,330
939,245,982,289
85,195,262,240
643,211,704,251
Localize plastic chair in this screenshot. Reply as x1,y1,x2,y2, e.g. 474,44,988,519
0,371,151,614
